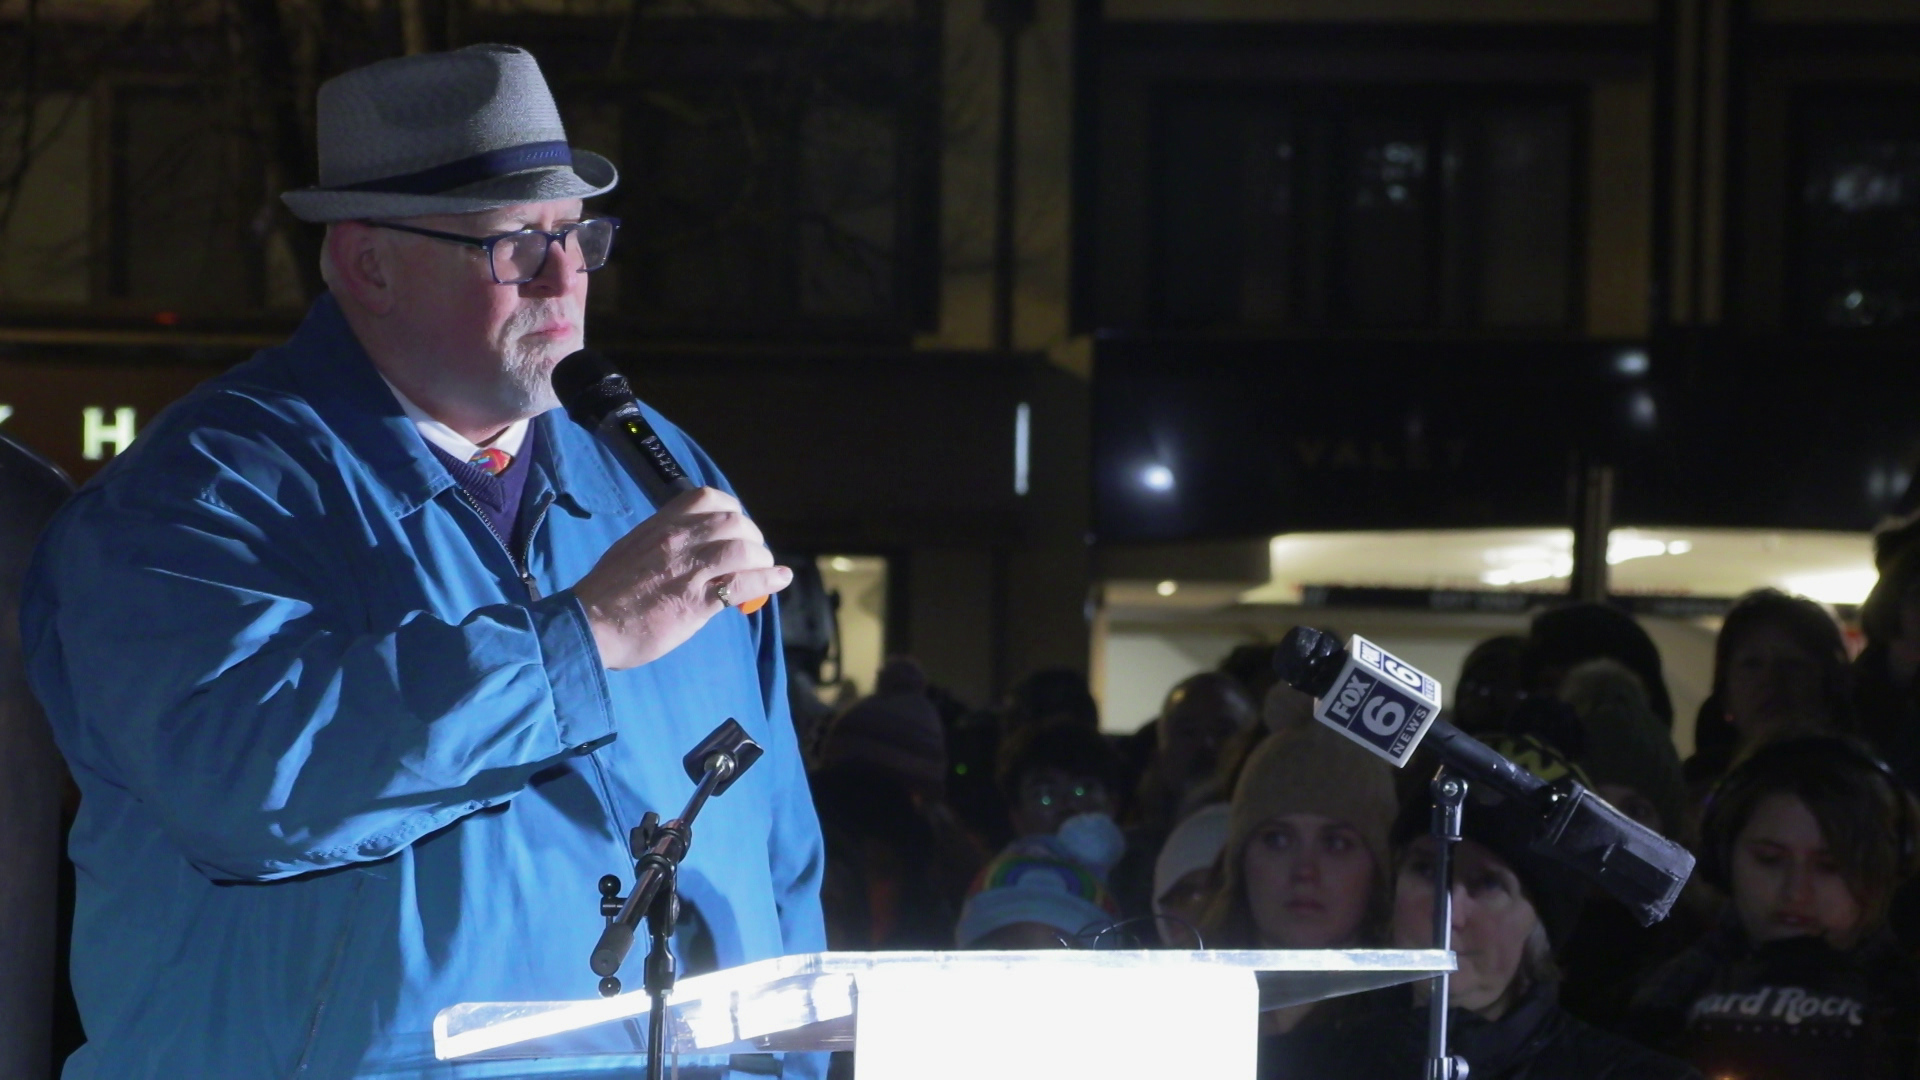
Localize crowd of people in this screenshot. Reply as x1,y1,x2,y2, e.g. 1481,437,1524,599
799,515,1920,1080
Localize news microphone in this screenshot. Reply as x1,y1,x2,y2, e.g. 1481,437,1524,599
551,349,768,616
1273,625,1695,926
1273,627,1442,769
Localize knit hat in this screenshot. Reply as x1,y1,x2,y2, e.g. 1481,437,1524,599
1152,803,1231,916
1261,680,1316,736
1392,733,1592,952
1528,603,1673,727
816,661,946,799
1558,659,1688,838
1865,511,1920,641
1228,726,1398,879
1200,726,1399,946
956,816,1124,946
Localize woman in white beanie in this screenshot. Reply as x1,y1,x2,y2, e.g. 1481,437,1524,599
1151,802,1231,946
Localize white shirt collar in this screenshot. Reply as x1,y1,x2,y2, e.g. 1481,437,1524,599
380,376,530,463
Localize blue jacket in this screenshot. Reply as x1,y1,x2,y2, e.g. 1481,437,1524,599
21,295,826,1079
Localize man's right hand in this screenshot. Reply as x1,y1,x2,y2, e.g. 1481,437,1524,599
571,487,793,671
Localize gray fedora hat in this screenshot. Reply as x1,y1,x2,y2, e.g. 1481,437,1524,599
281,44,617,223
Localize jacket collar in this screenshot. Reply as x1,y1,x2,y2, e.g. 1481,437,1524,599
1450,979,1561,1074
528,408,632,519
281,293,629,520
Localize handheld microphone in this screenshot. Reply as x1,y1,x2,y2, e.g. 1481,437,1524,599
1273,625,1695,926
552,349,696,507
552,349,768,615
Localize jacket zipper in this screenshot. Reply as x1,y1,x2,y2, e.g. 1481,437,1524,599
289,874,367,1077
452,486,635,877
454,488,552,601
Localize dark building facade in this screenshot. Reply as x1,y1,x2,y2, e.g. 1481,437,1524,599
2,0,1919,713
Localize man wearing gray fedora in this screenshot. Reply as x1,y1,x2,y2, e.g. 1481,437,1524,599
20,44,824,1079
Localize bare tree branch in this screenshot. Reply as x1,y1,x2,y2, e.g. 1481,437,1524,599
226,0,324,298
0,0,41,240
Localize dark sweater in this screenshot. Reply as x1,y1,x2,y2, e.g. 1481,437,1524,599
426,423,537,555
1263,983,1699,1080
1628,918,1920,1080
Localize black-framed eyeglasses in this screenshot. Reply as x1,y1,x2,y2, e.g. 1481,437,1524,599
366,218,621,286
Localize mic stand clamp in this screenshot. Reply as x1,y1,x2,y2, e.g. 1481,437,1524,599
639,818,681,1080
590,719,765,1080
594,815,685,1080
1427,768,1470,1080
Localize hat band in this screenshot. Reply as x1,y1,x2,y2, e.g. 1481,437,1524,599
334,140,574,196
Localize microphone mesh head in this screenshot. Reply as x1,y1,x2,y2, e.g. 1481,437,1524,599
1273,626,1345,698
551,349,635,429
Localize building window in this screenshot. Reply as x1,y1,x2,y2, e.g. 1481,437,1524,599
1150,87,1580,332
107,83,272,310
1792,89,1920,333
572,17,938,342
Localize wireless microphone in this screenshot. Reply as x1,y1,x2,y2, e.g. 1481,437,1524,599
1273,625,1696,926
552,349,696,508
551,349,767,615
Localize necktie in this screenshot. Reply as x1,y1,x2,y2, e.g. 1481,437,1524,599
469,447,512,476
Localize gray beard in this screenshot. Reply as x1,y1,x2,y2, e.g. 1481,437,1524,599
496,304,572,416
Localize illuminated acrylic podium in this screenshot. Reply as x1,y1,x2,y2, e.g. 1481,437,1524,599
433,949,1451,1080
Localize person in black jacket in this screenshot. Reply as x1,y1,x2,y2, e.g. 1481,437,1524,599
1,433,71,1078
1687,589,1854,793
1854,512,1920,799
1628,735,1920,1080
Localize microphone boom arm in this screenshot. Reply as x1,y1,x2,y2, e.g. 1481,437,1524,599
588,719,764,1080
1273,625,1695,926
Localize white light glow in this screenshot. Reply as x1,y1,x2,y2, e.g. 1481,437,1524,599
857,963,1255,1080
1156,580,1178,597
1779,568,1880,605
436,992,647,1060
1481,543,1568,564
1241,527,1873,607
828,556,856,573
1140,464,1175,492
1607,536,1669,565
1480,558,1574,587
1614,350,1650,376
437,950,1448,1064
1628,391,1657,428
1478,539,1575,587
1014,403,1031,496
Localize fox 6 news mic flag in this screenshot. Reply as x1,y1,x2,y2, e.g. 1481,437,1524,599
1313,636,1442,769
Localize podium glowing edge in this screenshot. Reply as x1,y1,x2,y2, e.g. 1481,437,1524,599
433,948,1451,1072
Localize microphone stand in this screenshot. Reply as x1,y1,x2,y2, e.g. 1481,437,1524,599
591,719,765,1080
1426,768,1468,1080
